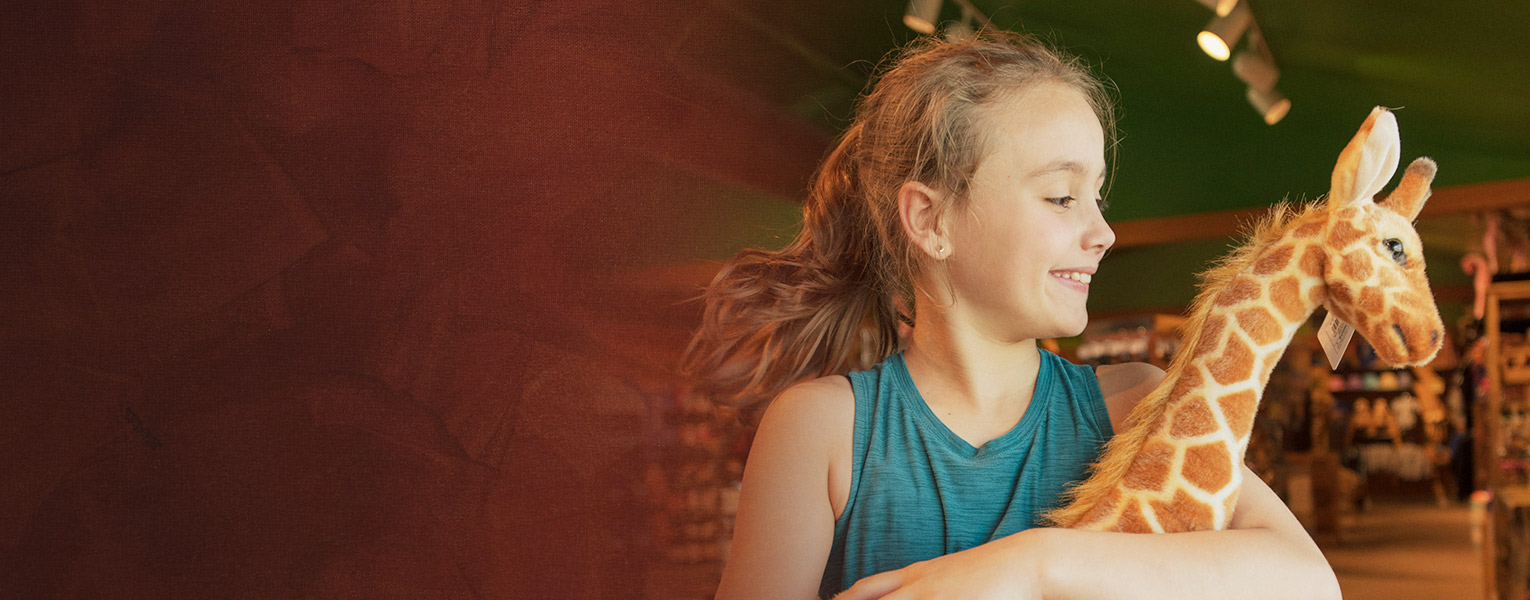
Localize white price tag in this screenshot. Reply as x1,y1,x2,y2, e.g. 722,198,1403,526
1317,312,1356,370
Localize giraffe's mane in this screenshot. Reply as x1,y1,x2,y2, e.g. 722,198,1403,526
1045,198,1329,527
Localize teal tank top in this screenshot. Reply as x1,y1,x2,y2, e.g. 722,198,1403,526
819,349,1114,597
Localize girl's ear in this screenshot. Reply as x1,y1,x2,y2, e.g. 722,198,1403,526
898,180,949,259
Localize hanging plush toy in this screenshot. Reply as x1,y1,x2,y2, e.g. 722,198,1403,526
1046,108,1445,533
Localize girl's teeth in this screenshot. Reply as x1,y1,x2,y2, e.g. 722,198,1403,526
1057,272,1092,283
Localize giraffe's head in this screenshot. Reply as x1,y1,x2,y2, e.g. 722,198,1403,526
1319,107,1444,366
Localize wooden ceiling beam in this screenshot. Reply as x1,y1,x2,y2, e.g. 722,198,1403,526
616,180,1530,312
1113,177,1530,248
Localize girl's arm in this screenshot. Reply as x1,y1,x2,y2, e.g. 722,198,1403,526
1031,464,1342,600
840,464,1340,600
714,377,853,600
837,362,1342,600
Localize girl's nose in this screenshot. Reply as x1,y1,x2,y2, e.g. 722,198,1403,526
1083,206,1115,253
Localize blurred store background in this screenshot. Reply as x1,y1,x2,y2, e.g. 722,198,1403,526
2,1,1528,598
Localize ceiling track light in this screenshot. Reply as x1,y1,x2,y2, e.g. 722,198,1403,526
1197,0,1251,61
1232,31,1279,92
944,0,986,41
945,15,976,41
905,0,992,39
1232,28,1289,125
1232,50,1279,92
904,0,942,35
1191,0,1240,17
1247,86,1291,125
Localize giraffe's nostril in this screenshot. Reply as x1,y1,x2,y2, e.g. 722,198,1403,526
1393,324,1409,348
1430,330,1440,346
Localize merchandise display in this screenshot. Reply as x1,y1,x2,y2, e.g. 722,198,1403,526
1480,280,1530,599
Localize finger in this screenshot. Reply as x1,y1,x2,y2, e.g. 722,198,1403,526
834,570,904,600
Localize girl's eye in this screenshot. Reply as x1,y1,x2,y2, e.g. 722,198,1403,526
1046,196,1076,207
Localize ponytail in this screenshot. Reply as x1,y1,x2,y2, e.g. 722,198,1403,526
681,124,904,413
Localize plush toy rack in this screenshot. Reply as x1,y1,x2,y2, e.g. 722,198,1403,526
1480,279,1530,600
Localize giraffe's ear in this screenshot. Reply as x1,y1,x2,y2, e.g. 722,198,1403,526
1381,157,1437,220
1331,107,1401,210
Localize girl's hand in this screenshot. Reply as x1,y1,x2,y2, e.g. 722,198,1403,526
834,529,1048,600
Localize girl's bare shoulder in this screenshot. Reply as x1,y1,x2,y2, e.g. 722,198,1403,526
1092,362,1165,432
761,375,855,436
1093,361,1164,397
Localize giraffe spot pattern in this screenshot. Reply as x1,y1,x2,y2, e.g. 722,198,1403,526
1264,350,1285,374
1150,488,1216,532
1300,246,1324,278
1119,499,1154,533
1076,488,1121,527
1170,396,1218,438
1216,277,1261,307
1327,220,1365,249
1124,440,1176,491
1266,277,1303,321
1271,277,1305,321
1342,251,1374,281
1170,367,1205,400
1352,309,1371,330
1329,283,1354,307
1183,442,1233,493
1209,338,1254,386
1307,284,1325,305
1359,287,1385,316
1258,351,1283,385
1194,315,1227,356
1292,221,1324,239
1235,307,1281,346
1218,390,1258,435
1253,245,1293,275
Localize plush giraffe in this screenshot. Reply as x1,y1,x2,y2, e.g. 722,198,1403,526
1046,107,1445,532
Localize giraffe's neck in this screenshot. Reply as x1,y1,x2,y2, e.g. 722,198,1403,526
1047,212,1339,533
1136,217,1329,529
1164,238,1329,450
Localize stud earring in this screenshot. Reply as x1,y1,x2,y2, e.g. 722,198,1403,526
935,244,946,258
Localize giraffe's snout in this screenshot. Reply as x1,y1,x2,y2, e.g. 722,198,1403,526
1381,320,1443,366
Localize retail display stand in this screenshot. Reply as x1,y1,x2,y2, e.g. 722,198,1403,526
1481,280,1530,600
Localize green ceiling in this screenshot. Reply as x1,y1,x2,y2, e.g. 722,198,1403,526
684,0,1528,317
768,0,1530,222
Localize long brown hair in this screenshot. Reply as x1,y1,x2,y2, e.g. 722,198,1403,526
682,31,1117,413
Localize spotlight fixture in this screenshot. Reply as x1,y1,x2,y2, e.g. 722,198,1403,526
944,3,977,40
945,18,975,41
1194,0,1289,124
1197,1,1251,61
1247,86,1291,125
906,0,992,39
904,0,942,34
1231,50,1279,93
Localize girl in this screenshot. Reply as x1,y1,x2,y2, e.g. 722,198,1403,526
683,32,1340,600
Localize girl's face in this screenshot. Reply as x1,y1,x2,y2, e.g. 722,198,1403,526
942,82,1115,342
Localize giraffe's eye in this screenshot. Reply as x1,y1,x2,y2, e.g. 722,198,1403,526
1382,238,1407,265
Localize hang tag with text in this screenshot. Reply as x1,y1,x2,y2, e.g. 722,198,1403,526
1317,312,1356,370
